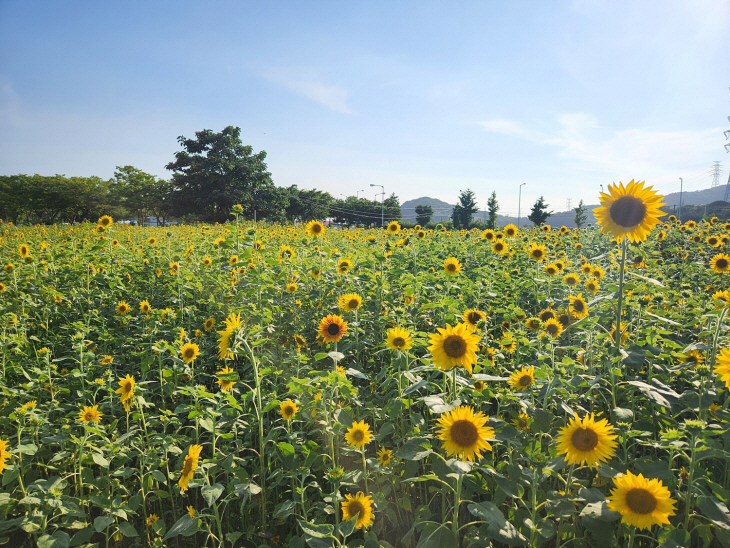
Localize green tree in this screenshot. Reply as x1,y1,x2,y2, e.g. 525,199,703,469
573,199,588,228
451,189,479,229
415,204,434,226
486,191,499,229
527,196,553,226
284,185,333,222
165,126,278,223
111,166,174,226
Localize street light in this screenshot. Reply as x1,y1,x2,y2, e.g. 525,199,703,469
517,183,526,227
370,184,385,227
356,189,364,199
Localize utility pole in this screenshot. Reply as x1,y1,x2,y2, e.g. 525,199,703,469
711,162,722,187
517,183,526,227
356,189,364,199
370,184,385,227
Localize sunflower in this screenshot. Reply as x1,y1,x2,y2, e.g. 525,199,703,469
527,243,547,262
503,224,519,238
147,237,157,245
0,283,5,293
305,220,325,237
318,314,348,343
610,322,629,345
525,317,542,331
492,241,508,254
78,405,102,424
377,447,393,466
341,492,375,529
178,444,203,493
511,412,531,431
286,283,298,294
98,215,113,228
592,266,606,280
568,294,589,319
714,347,730,389
345,420,373,450
279,245,295,261
538,308,556,322
204,317,215,331
428,323,480,374
139,300,151,314
216,366,236,392
509,366,535,391
555,413,618,468
710,253,730,274
337,259,352,274
417,229,426,239
500,333,517,353
279,399,299,421
481,229,496,241
542,224,551,232
436,405,494,462
385,326,413,352
229,255,239,266
554,259,566,271
217,312,242,360
0,439,10,474
585,278,600,294
541,318,562,338
463,309,486,327
443,257,462,275
594,180,665,242
707,236,721,248
115,301,131,315
338,293,362,312
682,350,704,367
607,471,677,530
563,273,580,287
293,334,307,350
180,343,200,364
544,264,559,276
387,221,401,234
115,375,135,410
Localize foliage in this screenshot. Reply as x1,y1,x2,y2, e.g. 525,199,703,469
487,191,499,229
414,204,434,226
451,189,479,229
527,195,553,226
111,166,174,226
574,199,588,228
284,185,333,222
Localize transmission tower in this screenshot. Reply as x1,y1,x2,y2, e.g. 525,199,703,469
566,198,572,210
711,161,722,187
724,87,730,201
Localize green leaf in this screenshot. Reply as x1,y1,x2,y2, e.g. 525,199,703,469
697,496,730,530
16,443,38,456
613,407,634,422
416,523,456,548
93,516,115,532
37,531,70,548
275,500,295,519
395,438,432,461
338,515,358,538
69,527,94,546
92,453,109,468
116,521,138,537
579,501,620,522
163,515,199,540
201,483,225,507
314,352,329,361
297,520,334,538
467,501,528,545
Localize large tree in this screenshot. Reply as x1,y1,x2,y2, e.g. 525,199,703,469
285,185,333,222
451,189,479,229
415,204,433,226
165,126,278,223
486,191,499,229
528,196,553,226
111,166,174,226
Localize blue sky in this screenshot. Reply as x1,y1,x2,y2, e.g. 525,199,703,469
1,1,729,216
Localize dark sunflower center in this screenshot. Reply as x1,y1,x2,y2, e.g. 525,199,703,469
348,500,364,517
710,238,718,244
486,233,494,240
392,337,405,348
327,323,341,336
313,224,322,233
546,324,560,336
532,250,543,259
284,405,294,416
184,349,194,359
349,299,359,309
609,196,647,228
717,258,729,269
506,229,515,235
352,430,364,442
468,313,481,324
519,374,532,387
450,419,479,447
443,335,467,358
625,488,657,515
495,243,504,250
571,427,598,451
447,263,456,271
573,301,585,313
547,267,556,274
540,311,555,321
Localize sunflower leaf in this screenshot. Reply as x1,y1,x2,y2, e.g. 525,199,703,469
697,496,730,530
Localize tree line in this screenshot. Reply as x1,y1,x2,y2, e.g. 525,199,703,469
0,126,400,227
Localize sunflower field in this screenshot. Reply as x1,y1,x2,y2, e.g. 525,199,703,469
3,182,730,548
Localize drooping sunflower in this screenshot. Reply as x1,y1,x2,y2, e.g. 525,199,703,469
217,312,242,360
337,259,352,274
377,447,393,466
555,413,618,468
0,439,10,474
204,317,215,331
78,405,103,424
503,224,519,238
180,343,200,364
341,492,375,529
279,399,299,421
305,220,325,237
318,314,348,343
713,347,730,389
606,471,677,530
293,334,307,350
593,180,665,242
436,405,494,462
115,375,135,411
443,257,462,275
568,294,589,319
511,412,531,431
509,366,535,391
710,253,730,274
428,323,480,374
527,243,547,262
492,241,508,254
542,318,563,338
98,215,113,228
19,244,31,259
178,444,203,493
345,420,373,450
216,366,236,392
338,293,362,312
463,308,486,328
386,221,401,234
115,301,131,315
385,326,413,352
525,317,542,331
101,355,113,365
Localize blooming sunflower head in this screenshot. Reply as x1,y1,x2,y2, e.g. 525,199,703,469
178,444,203,493
318,314,348,343
78,405,102,424
338,293,362,312
503,224,518,238
98,215,113,228
337,259,352,274
492,241,508,254
711,253,730,274
525,317,542,331
376,447,393,466
204,317,215,331
593,180,665,242
345,420,373,450
436,405,494,462
428,323,480,374
585,278,600,294
385,326,413,352
606,471,677,530
463,309,486,328
279,399,299,421
528,243,547,262
305,220,325,237
341,491,375,529
115,301,131,315
286,283,298,294
509,366,535,391
216,366,236,392
386,221,401,234
180,342,200,364
139,300,151,314
568,294,589,319
443,257,462,276
563,273,580,287
279,245,295,261
481,229,496,241
555,413,618,468
115,374,136,406
544,264,559,276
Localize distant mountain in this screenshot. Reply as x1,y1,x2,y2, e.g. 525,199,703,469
401,184,730,228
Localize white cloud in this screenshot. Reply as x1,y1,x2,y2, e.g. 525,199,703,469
261,68,353,114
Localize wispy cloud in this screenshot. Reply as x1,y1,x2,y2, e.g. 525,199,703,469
261,68,353,114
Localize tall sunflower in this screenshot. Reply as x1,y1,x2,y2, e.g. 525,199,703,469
341,492,375,529
386,221,401,234
385,326,413,352
78,405,102,424
606,471,677,530
345,420,373,450
318,315,348,343
593,180,665,242
178,444,203,493
97,215,113,228
377,447,393,466
555,413,618,468
714,347,730,390
337,259,352,274
481,229,496,241
115,375,135,411
492,241,508,254
305,220,325,237
279,399,299,421
139,300,151,315
338,293,362,312
443,257,462,275
542,318,563,338
527,243,547,262
436,405,494,462
217,312,242,360
428,323,480,374
116,301,131,315
19,244,31,259
509,366,535,391
503,224,519,238
562,273,580,287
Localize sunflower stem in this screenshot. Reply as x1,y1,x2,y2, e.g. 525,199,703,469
615,238,628,354
684,432,698,530
452,473,464,542
361,449,369,494
626,526,636,548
